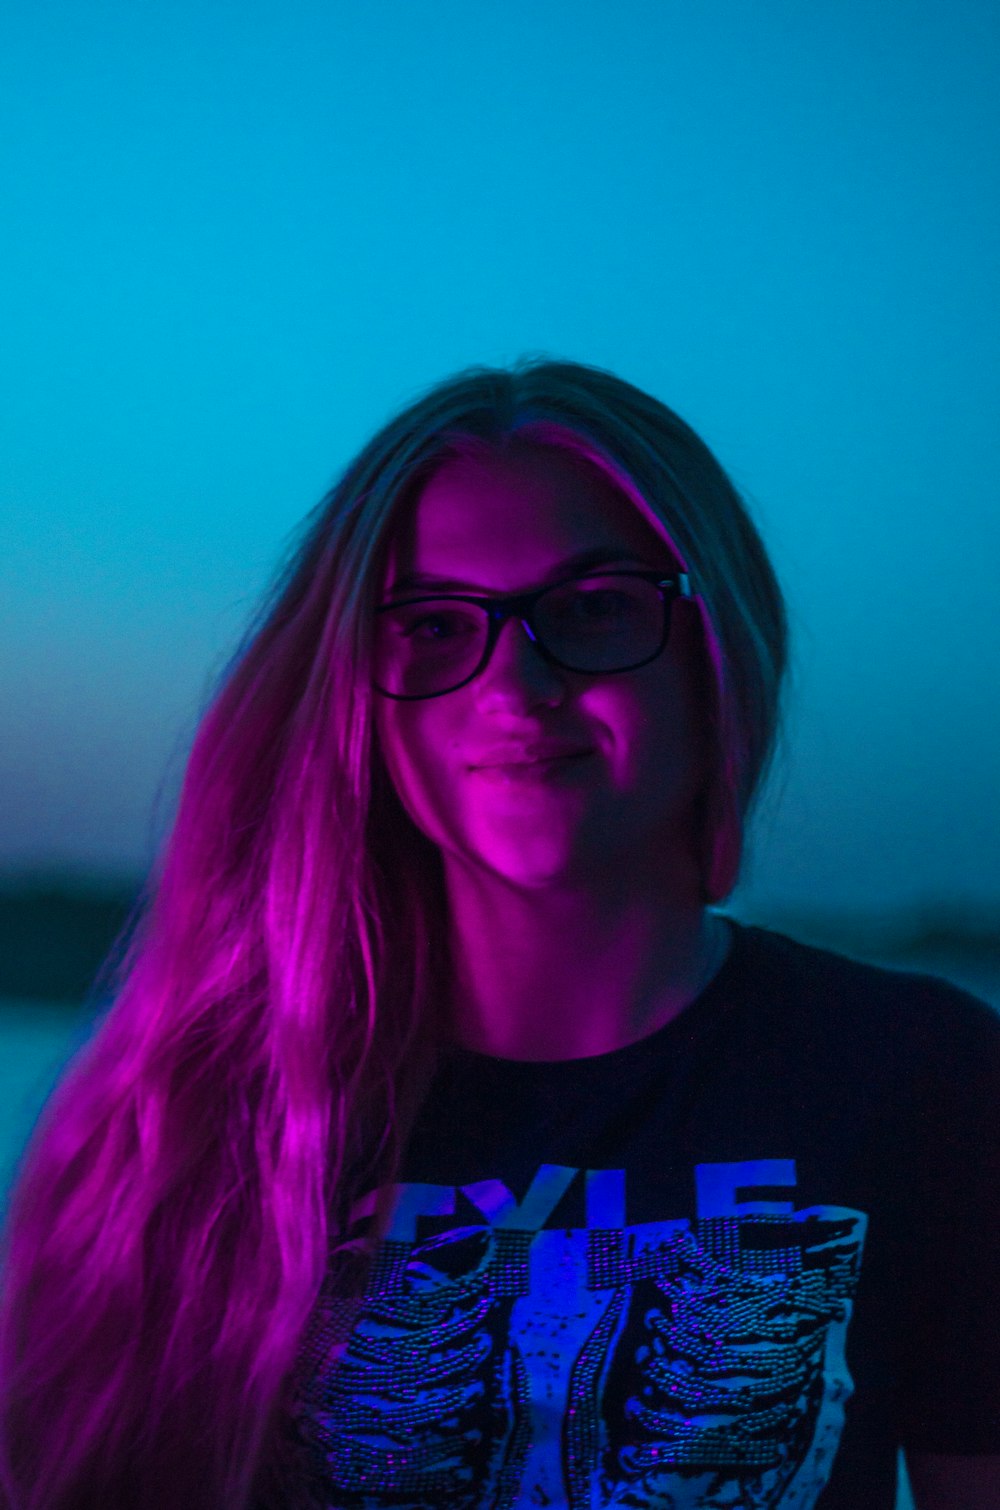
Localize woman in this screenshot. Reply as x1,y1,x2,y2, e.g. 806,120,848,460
0,358,997,1509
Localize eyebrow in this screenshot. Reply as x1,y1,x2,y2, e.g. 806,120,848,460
385,548,661,598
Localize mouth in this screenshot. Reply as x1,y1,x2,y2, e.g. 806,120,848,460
472,751,595,783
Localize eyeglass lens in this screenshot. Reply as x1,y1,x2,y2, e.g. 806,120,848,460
373,575,667,698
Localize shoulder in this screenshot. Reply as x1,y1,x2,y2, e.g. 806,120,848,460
735,917,997,1019
730,919,1000,1081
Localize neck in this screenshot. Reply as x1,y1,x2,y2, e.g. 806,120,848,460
445,874,731,1061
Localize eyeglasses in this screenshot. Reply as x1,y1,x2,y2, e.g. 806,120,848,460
372,569,692,700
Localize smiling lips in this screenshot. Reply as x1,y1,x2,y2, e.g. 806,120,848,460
470,745,596,786
470,740,594,769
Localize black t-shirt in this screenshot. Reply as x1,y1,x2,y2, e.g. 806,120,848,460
269,920,1000,1509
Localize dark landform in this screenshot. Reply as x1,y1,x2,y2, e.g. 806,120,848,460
0,873,142,1005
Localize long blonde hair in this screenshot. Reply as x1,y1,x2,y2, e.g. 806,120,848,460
0,356,790,1508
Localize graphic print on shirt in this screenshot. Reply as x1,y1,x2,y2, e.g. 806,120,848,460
290,1160,868,1509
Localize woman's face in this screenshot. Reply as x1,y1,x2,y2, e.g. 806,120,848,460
373,444,712,901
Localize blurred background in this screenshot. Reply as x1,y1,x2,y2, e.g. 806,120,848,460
2,6,999,1498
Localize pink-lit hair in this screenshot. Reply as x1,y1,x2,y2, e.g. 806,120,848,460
0,357,789,1508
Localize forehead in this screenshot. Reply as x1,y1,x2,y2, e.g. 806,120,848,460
384,444,675,589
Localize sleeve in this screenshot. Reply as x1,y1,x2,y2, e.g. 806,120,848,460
893,979,1000,1452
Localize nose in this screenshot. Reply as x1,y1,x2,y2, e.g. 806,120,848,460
472,615,566,710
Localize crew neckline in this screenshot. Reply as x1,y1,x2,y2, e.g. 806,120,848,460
441,915,749,1078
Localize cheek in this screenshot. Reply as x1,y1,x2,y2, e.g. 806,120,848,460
374,704,458,836
593,668,707,791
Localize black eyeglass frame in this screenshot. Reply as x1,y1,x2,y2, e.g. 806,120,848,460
372,569,693,700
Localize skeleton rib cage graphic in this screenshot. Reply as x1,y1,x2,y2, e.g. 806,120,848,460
288,1199,867,1509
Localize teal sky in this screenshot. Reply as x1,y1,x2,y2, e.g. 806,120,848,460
2,0,998,919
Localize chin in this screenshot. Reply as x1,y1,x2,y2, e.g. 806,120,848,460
487,854,579,890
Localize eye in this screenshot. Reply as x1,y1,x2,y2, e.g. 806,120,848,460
406,613,472,640
573,590,629,616
554,586,639,625
388,604,483,641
